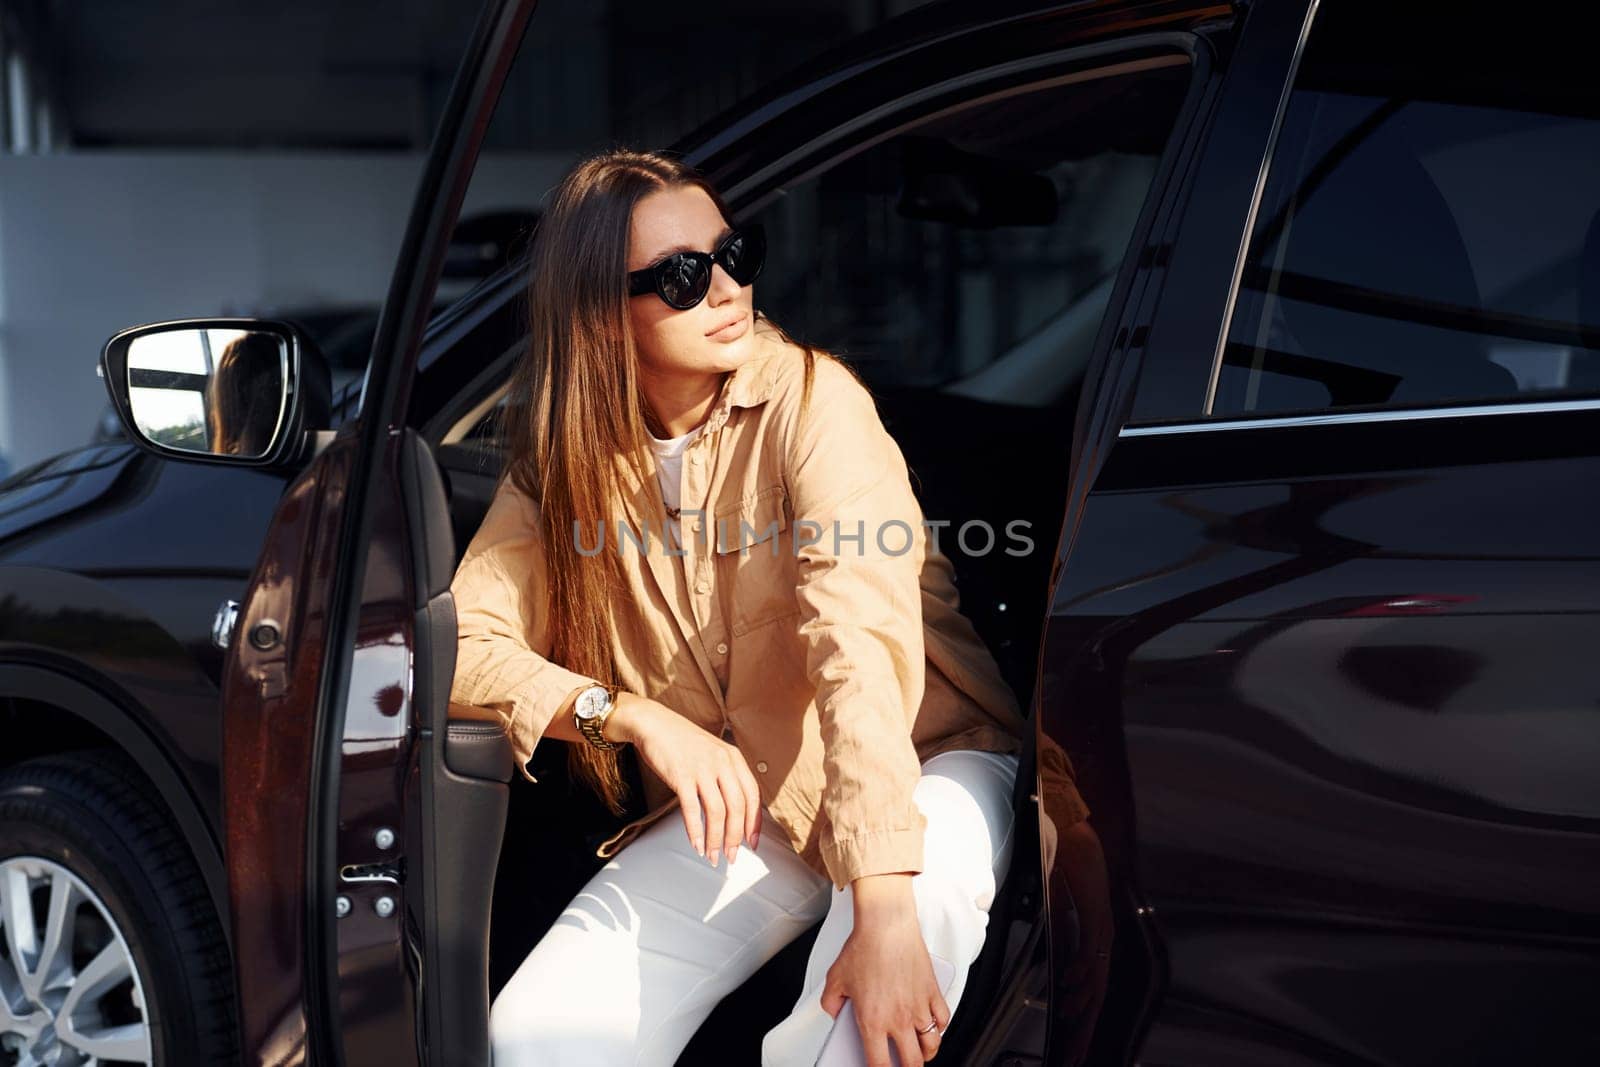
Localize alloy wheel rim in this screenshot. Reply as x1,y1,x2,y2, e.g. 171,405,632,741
0,856,153,1066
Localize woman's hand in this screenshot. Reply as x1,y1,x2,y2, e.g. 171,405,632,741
821,873,949,1065
607,692,762,866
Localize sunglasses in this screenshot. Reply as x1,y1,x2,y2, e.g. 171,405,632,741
627,223,767,310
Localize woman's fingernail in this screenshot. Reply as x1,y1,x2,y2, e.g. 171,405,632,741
709,849,720,867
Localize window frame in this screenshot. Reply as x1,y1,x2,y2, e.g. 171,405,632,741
1199,0,1325,419
1127,0,1600,439
722,41,1201,209
417,31,1214,449
735,49,1199,400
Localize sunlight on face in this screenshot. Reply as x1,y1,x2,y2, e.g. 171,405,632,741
626,184,758,382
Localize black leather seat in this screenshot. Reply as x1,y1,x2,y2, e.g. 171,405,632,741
445,718,514,782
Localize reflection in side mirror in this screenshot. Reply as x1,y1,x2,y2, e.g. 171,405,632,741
125,328,288,458
101,317,332,468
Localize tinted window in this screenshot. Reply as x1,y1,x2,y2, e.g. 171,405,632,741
1212,3,1600,417
750,59,1192,403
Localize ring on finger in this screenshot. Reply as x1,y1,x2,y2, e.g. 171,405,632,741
918,1020,940,1036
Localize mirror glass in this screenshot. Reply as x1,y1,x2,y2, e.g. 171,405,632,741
125,328,288,457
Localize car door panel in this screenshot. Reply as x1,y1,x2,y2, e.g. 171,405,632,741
330,431,427,1064
1039,0,1598,1058
215,1,539,1063
220,432,360,1060
1060,411,1600,1064
321,0,540,1057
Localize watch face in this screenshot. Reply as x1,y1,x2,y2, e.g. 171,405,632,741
575,685,609,720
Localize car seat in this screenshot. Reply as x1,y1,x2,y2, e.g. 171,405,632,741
402,428,514,1066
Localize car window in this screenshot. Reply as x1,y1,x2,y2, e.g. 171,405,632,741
749,58,1193,405
1211,2,1600,418
443,386,513,446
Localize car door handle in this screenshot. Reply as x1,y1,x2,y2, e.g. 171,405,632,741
212,599,240,650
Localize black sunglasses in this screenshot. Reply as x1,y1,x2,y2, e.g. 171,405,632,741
627,223,767,310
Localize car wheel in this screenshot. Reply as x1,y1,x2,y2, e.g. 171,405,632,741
0,748,237,1065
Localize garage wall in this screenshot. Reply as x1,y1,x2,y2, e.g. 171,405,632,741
0,150,569,472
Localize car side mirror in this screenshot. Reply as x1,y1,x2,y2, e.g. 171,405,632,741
99,318,333,466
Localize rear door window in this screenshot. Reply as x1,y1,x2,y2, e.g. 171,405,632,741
1212,2,1600,417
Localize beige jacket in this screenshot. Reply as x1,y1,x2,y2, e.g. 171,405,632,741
448,321,1079,888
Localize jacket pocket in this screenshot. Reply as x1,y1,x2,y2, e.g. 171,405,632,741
714,485,799,636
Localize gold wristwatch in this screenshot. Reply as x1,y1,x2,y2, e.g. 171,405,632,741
573,683,621,751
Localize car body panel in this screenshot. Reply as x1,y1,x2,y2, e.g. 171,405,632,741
1041,0,1600,1061
0,445,290,943
220,432,362,1061
1071,409,1600,1064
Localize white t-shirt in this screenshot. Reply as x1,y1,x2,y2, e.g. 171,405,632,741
648,423,701,545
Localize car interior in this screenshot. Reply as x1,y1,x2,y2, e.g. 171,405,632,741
1213,32,1600,415
402,55,1193,1063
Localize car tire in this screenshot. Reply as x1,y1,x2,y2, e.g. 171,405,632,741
0,748,237,1065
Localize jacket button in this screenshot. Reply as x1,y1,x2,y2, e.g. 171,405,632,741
715,641,728,655
756,761,768,773
695,578,710,593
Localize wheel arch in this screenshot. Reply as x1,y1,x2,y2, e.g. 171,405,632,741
0,662,232,954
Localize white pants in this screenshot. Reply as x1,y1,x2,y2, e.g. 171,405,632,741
488,749,1020,1066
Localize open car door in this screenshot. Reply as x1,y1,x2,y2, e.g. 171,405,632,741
217,2,539,1063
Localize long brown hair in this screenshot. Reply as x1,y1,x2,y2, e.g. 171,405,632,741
499,146,833,814
207,331,284,456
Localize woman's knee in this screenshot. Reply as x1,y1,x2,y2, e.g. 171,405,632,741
489,987,638,1065
487,924,644,1063
912,751,1020,906
487,993,550,1063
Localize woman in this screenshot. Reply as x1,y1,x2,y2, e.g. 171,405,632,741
449,147,1085,1066
206,331,284,456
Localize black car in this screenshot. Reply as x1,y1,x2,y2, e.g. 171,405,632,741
2,0,1597,1064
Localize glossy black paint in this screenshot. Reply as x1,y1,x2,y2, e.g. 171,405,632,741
1046,0,1600,1057
0,446,290,792
1055,409,1600,1063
